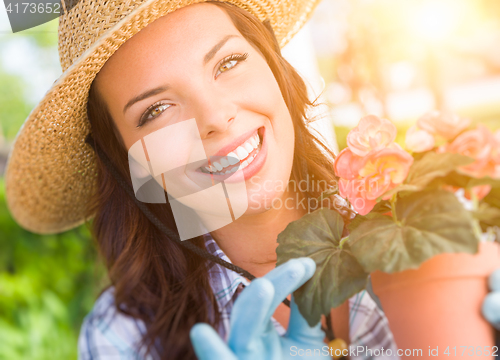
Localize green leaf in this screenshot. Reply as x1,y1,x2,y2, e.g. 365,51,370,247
348,190,478,273
484,187,500,209
475,202,500,228
433,171,472,188
317,188,339,202
380,153,474,198
468,177,500,189
405,152,474,189
347,201,391,232
348,212,388,232
368,200,392,214
276,208,368,326
380,184,421,199
431,172,500,190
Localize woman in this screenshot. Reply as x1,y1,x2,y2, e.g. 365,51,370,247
5,0,500,359
81,2,398,358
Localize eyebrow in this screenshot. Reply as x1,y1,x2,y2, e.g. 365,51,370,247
123,86,169,114
123,34,238,114
204,34,238,64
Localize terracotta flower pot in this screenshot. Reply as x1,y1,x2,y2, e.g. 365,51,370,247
371,242,500,359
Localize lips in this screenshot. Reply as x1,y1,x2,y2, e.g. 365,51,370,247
200,129,262,175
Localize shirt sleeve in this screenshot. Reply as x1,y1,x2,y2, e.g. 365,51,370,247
349,290,400,360
77,288,154,360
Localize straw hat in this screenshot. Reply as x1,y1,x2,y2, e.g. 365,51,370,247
5,0,321,234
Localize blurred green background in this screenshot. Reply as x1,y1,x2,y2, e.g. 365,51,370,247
0,19,107,360
1,0,500,359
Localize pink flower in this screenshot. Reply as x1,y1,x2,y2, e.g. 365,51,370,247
347,115,397,156
405,125,435,153
444,125,498,179
417,110,470,140
334,145,414,215
492,130,500,165
495,130,500,145
338,178,377,215
333,148,364,180
357,145,414,200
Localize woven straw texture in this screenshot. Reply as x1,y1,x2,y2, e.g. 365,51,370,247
5,0,321,234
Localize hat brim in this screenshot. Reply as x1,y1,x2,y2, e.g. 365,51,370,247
5,0,321,234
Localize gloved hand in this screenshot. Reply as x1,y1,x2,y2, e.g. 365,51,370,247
190,258,330,360
482,268,500,329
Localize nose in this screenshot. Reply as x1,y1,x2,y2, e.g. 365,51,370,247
190,86,237,139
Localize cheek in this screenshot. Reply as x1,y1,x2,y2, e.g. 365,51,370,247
241,63,295,146
238,59,286,114
242,72,296,213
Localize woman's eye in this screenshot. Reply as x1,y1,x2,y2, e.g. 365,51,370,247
218,60,238,74
215,53,248,78
138,102,171,127
149,104,169,118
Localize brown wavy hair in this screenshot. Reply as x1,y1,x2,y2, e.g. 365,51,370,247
86,2,338,359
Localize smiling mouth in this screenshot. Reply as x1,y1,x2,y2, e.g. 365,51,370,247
199,130,262,176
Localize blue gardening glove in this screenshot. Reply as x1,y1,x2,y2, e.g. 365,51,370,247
482,268,500,329
190,258,330,360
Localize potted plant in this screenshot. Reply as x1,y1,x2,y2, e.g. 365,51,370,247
276,112,500,354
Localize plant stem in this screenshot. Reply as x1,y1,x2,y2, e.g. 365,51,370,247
470,188,479,212
339,236,349,249
469,188,485,242
390,194,399,224
317,188,338,202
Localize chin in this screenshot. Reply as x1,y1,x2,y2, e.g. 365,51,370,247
242,186,287,215
240,154,293,214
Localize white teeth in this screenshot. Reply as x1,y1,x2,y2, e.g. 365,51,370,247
244,142,254,153
246,154,255,166
250,136,258,148
253,134,261,147
220,157,229,168
227,152,239,165
236,146,249,160
213,162,223,171
203,132,262,174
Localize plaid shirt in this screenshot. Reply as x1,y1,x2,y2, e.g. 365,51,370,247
78,235,399,359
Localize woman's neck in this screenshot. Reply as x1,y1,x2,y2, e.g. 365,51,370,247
210,191,307,278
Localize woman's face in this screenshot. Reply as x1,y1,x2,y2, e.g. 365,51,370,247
95,3,295,217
